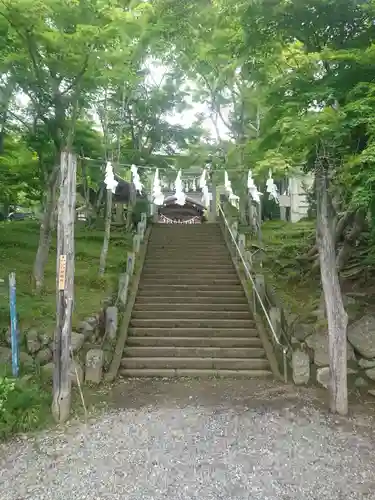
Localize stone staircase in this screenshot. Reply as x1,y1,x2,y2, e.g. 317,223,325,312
120,223,273,378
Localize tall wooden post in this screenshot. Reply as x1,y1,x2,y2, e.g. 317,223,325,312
99,188,112,276
52,151,77,423
210,176,217,222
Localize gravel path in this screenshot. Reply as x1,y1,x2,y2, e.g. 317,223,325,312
1,379,375,500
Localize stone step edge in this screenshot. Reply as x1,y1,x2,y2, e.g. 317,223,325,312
128,327,258,332
121,356,268,362
130,319,256,323
119,368,273,378
133,301,250,313
126,336,262,343
123,348,266,357
131,312,252,318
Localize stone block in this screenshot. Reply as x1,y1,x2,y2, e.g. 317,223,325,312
255,274,265,302
348,315,375,359
71,331,85,353
317,366,330,389
365,367,375,381
35,347,52,365
85,349,104,384
41,360,83,386
358,358,375,369
307,332,355,367
244,250,252,270
127,251,135,275
78,321,95,338
293,323,314,342
39,331,52,347
118,273,130,307
133,234,141,253
292,350,310,385
269,307,281,334
238,233,246,255
41,362,54,379
26,329,41,354
69,359,84,386
105,306,118,341
19,351,34,369
355,377,368,388
85,316,99,327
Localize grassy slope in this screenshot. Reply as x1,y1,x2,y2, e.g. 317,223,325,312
0,221,131,336
254,220,319,315
0,221,131,440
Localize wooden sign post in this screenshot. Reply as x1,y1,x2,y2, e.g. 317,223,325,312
52,151,77,423
9,272,19,377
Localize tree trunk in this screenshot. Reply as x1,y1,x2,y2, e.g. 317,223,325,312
52,151,76,423
238,196,247,225
33,166,59,293
316,166,348,416
81,160,92,225
99,188,112,276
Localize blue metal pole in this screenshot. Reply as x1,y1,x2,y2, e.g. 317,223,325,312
9,272,19,377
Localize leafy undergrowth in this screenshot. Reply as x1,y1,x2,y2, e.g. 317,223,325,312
0,373,51,440
249,219,375,319
249,220,319,315
0,221,131,335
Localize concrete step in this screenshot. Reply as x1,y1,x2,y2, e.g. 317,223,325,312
147,249,229,256
143,264,235,271
148,248,229,252
144,261,232,268
149,239,224,243
152,225,221,231
146,256,231,263
120,357,270,370
147,249,229,255
124,346,266,358
131,310,253,320
145,257,232,263
141,272,237,280
137,284,243,292
119,368,273,378
135,294,247,304
130,318,255,329
147,250,229,256
136,290,246,299
140,278,240,286
148,243,227,248
133,302,249,312
128,327,258,337
150,237,223,241
149,244,224,249
149,237,225,242
127,336,263,348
